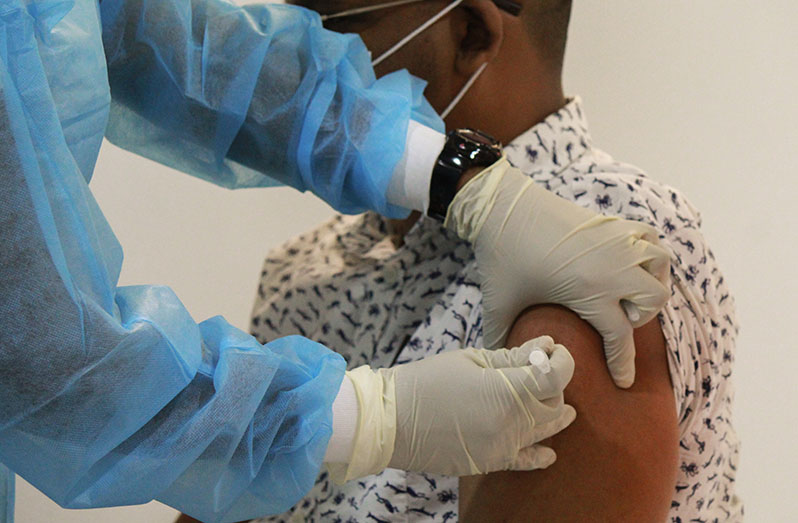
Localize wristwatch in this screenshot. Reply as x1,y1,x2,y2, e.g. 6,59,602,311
427,128,503,221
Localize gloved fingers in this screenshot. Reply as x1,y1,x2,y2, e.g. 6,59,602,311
634,236,671,286
620,266,670,328
482,315,511,351
481,336,555,368
523,342,575,401
634,221,669,251
545,342,576,387
592,306,637,388
531,404,577,442
479,287,517,350
533,408,576,443
495,374,565,435
510,444,557,471
496,343,574,404
628,219,660,242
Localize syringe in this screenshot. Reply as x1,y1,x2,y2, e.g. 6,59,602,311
528,348,551,374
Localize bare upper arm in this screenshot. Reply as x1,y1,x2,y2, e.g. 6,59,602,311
459,305,679,522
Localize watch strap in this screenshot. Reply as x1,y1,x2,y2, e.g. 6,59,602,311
427,154,465,221
427,129,502,221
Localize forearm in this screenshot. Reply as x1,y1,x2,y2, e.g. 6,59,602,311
0,104,345,521
100,0,443,217
459,305,679,522
1,294,345,522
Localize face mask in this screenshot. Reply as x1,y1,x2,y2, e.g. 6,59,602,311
322,0,520,119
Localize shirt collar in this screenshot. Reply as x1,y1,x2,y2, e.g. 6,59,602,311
503,96,593,177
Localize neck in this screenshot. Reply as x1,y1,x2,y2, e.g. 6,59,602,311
388,211,420,248
390,48,566,240
445,25,567,144
458,78,565,146
478,75,566,145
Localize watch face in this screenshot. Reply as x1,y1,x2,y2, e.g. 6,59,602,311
429,128,502,221
449,128,502,164
458,128,500,149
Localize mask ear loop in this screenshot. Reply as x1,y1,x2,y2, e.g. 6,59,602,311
321,0,426,21
372,0,465,67
440,61,488,119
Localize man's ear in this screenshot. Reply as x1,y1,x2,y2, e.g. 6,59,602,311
454,0,504,76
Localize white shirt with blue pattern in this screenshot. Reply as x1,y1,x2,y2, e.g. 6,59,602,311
249,97,743,522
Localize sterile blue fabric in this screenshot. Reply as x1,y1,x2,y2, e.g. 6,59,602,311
0,0,444,521
101,0,444,218
0,465,12,523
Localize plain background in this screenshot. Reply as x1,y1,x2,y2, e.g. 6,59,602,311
13,1,797,521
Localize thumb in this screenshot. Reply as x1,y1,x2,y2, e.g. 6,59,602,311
479,276,519,350
636,236,671,287
620,266,670,328
520,404,577,448
510,445,557,471
594,307,637,388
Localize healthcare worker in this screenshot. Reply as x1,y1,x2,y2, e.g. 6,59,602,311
0,0,670,522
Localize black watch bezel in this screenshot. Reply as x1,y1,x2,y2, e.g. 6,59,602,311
427,128,503,221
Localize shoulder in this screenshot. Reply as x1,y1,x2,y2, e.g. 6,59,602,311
543,149,701,233
541,148,738,416
459,304,679,522
543,150,720,301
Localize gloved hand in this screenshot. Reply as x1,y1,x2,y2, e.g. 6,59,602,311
327,336,576,483
445,158,670,388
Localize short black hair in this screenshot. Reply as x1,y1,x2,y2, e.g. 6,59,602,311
522,0,572,69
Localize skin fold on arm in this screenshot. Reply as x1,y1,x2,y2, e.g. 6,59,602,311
459,304,679,522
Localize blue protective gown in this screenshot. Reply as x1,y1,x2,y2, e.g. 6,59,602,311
0,0,443,521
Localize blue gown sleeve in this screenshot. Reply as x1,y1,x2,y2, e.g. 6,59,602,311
0,464,12,523
100,0,444,219
0,1,347,522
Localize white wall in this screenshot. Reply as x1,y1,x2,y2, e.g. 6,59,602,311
14,2,797,521
564,3,798,521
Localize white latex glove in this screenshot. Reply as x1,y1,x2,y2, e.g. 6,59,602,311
327,336,576,483
446,158,670,388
